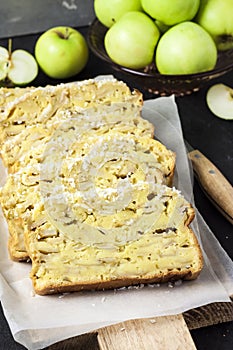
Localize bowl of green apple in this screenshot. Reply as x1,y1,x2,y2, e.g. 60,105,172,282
88,0,233,96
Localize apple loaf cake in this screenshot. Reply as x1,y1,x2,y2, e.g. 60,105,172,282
0,78,203,294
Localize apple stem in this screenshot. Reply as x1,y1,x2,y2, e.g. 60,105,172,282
54,28,70,40
8,38,12,58
65,27,69,40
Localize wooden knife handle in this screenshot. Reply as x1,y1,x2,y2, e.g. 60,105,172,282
188,150,233,225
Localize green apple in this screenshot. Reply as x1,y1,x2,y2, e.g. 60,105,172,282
206,84,233,120
35,26,89,79
0,44,38,86
104,11,160,69
196,0,233,50
141,0,200,25
94,0,143,28
155,21,217,75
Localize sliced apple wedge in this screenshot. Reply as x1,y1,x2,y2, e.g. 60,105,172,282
0,46,9,80
0,43,38,86
8,49,38,86
206,83,233,120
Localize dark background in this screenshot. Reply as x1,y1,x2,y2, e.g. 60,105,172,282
0,0,95,38
0,2,233,349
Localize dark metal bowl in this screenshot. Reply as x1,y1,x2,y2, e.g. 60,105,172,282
87,19,233,96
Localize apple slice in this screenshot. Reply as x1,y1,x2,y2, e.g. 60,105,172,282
206,83,233,120
8,49,38,86
0,46,9,80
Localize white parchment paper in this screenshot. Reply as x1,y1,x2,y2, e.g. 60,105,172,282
0,94,233,350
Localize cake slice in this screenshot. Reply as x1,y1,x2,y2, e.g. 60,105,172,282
25,178,202,295
0,85,36,109
0,129,175,261
0,78,150,170
0,161,41,261
21,130,202,295
4,106,155,173
0,78,141,124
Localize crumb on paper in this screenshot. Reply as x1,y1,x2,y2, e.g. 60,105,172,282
148,283,161,288
127,284,145,290
149,319,157,324
166,280,183,289
58,292,70,299
101,296,106,303
168,282,174,288
116,286,127,291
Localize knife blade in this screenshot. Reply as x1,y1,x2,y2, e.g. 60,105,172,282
186,142,233,225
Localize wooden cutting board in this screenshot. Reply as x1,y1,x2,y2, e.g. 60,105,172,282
46,301,233,349
45,315,197,350
98,315,197,350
